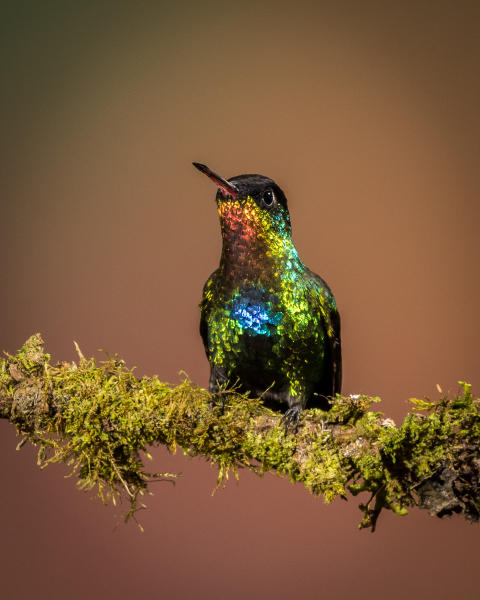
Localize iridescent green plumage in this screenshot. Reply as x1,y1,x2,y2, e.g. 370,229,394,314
194,164,341,427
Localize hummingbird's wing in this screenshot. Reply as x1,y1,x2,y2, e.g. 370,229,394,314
199,309,209,355
200,269,231,393
327,304,342,396
199,269,220,358
308,270,342,398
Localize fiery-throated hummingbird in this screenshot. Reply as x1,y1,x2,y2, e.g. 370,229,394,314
194,162,341,429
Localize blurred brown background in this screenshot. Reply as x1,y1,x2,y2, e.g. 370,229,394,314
1,1,479,599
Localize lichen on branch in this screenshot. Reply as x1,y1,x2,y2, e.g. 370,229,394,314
1,334,479,531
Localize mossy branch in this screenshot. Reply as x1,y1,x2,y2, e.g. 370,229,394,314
1,334,479,531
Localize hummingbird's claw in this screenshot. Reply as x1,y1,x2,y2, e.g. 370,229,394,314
210,390,232,415
281,405,302,434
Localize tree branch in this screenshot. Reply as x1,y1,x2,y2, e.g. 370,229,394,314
1,334,479,531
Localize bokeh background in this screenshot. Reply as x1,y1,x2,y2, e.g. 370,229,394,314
1,1,479,598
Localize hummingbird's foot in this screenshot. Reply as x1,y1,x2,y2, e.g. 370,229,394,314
211,390,232,415
208,367,231,414
281,404,302,434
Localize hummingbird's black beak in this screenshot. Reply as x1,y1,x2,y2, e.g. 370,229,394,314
193,162,239,199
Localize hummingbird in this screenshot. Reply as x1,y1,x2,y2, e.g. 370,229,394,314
193,162,341,429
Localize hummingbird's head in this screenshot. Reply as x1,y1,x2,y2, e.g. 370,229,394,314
193,163,292,256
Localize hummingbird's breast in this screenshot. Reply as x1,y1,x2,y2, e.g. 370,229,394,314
203,266,329,400
207,258,321,359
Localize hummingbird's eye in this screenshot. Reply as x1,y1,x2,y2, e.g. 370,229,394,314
262,188,276,209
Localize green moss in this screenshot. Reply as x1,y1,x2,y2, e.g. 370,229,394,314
1,335,479,531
